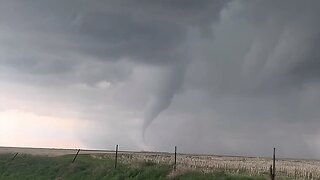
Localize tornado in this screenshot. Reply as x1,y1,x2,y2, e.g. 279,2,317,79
142,63,186,141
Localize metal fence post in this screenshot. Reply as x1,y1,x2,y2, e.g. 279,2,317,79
11,153,18,161
174,146,177,171
271,148,276,180
273,148,276,180
72,149,81,163
115,145,119,169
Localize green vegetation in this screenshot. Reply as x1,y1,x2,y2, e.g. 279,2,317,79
0,153,170,180
0,153,267,180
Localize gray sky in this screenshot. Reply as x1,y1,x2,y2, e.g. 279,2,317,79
1,0,320,159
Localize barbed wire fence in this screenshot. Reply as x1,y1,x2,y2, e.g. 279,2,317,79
2,146,320,179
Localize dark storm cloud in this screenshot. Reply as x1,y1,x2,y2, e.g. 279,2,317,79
0,0,228,91
0,0,229,136
239,0,320,90
181,0,320,96
144,0,320,158
0,0,227,65
1,0,320,158
74,12,185,63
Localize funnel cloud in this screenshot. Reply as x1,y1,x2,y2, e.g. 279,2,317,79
143,63,186,140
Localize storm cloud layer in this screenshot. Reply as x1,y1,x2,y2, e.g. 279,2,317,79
1,0,320,159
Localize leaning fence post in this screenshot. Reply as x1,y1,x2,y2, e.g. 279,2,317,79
115,145,119,169
11,153,18,161
174,146,177,171
72,149,81,163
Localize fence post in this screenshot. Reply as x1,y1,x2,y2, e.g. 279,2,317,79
271,148,276,180
115,145,119,169
11,153,18,161
72,149,81,163
174,146,177,171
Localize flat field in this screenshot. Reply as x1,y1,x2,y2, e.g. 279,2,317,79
0,146,319,179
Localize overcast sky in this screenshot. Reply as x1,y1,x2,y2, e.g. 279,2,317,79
1,0,320,159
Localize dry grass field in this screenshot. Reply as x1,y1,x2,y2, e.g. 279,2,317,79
110,152,320,179
1,146,319,179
